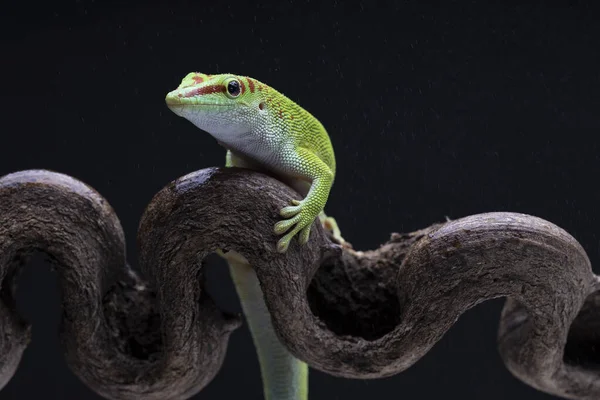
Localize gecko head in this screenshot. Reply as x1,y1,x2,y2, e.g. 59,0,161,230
165,72,266,143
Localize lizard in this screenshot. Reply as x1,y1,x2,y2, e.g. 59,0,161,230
165,72,345,400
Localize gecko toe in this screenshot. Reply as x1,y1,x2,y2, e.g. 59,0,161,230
298,225,311,244
277,237,290,253
277,224,304,252
280,205,302,218
274,214,301,235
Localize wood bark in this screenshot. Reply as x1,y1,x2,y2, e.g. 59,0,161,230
0,168,597,399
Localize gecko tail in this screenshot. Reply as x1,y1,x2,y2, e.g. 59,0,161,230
224,251,308,400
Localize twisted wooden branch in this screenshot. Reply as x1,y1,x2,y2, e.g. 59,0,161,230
0,168,598,399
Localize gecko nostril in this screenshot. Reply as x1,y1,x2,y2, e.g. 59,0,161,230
259,102,265,110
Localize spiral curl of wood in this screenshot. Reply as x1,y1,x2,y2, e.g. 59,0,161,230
0,168,598,399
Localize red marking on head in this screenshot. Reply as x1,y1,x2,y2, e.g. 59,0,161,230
185,84,226,97
192,75,205,84
239,79,246,95
278,109,283,119
248,79,256,93
258,84,264,91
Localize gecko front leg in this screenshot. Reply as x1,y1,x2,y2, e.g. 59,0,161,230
273,147,334,253
226,149,343,251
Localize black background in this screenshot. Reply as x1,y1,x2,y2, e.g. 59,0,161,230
1,0,599,399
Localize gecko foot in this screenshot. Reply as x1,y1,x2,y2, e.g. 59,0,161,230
319,213,347,245
274,200,314,253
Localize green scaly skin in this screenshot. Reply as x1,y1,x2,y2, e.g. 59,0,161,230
165,72,345,400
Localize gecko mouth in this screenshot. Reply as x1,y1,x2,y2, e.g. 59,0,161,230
165,90,235,107
165,100,234,117
165,98,234,108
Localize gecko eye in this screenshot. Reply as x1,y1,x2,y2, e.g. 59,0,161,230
226,79,241,98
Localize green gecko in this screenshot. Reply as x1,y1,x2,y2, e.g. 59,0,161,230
165,72,345,400
165,72,344,252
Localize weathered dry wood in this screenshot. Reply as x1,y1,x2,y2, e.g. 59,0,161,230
0,167,598,399
0,170,240,400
